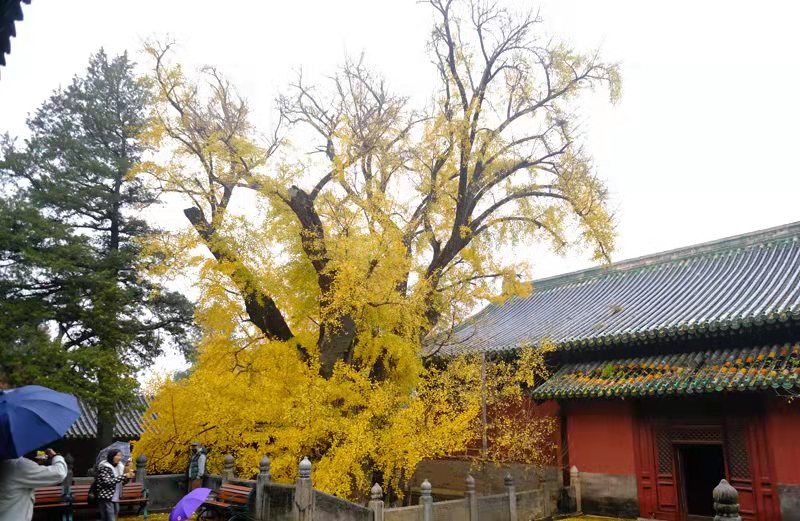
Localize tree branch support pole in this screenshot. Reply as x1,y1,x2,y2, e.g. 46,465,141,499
481,352,488,457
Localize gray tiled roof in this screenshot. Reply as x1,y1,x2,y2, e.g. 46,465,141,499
65,396,148,440
440,222,800,356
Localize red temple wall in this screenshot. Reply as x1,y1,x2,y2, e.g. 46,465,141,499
487,397,562,465
565,400,636,474
765,397,800,484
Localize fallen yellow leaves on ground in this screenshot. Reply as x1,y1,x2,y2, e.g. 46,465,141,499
120,514,170,521
558,516,631,521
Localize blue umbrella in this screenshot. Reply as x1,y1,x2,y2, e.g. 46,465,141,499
0,385,80,459
95,441,132,467
170,487,212,521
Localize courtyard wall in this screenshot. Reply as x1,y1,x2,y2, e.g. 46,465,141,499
564,399,638,517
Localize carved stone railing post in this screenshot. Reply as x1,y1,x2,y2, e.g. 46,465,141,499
369,483,385,521
420,479,433,521
254,455,271,520
62,454,74,497
465,474,478,521
570,465,581,513
713,479,741,521
260,454,272,482
221,454,235,484
293,457,314,521
135,454,148,484
505,473,517,521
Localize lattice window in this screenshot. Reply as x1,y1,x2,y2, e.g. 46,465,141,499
670,426,722,443
656,429,673,473
656,425,723,474
727,422,751,479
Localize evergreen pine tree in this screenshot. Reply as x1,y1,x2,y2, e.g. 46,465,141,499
0,50,195,450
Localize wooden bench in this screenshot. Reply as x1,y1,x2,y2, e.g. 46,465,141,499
33,486,69,521
199,483,253,519
36,481,148,521
118,482,149,518
64,483,91,515
69,482,148,519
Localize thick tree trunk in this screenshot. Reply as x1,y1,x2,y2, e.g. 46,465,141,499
96,175,121,455
184,207,293,341
242,293,294,341
95,405,116,455
185,183,364,376
318,316,358,378
420,234,469,337
286,186,359,376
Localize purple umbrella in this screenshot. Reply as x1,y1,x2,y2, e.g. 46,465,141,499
170,487,211,521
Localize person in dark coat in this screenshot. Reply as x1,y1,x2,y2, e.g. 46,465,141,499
95,449,134,521
187,442,206,491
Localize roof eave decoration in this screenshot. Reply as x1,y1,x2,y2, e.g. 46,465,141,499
532,343,800,400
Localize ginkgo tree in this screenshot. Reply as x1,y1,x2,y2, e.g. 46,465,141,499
134,0,619,499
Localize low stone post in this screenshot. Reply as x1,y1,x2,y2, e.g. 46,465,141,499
465,474,478,521
505,473,517,521
293,457,314,521
713,479,741,521
570,465,581,513
135,454,148,484
369,483,385,521
254,455,271,521
420,479,433,521
541,478,551,518
221,454,235,484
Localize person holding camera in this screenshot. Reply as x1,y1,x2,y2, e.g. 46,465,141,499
95,448,134,521
0,448,68,521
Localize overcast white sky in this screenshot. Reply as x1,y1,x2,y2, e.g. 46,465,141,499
2,1,800,374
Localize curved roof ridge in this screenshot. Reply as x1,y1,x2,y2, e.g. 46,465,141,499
532,221,800,292
439,221,800,356
65,395,148,440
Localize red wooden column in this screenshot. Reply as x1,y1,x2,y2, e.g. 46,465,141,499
764,397,800,520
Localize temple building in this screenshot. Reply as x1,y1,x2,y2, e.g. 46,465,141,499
444,222,800,521
54,396,147,475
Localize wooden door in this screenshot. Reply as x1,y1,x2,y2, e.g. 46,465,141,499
726,416,781,521
634,414,781,521
635,418,681,520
